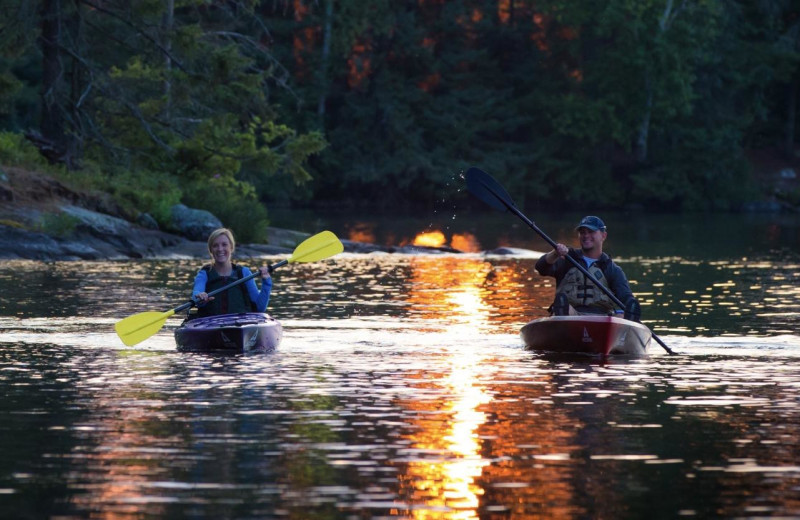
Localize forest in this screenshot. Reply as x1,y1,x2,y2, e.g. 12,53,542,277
1,1,799,241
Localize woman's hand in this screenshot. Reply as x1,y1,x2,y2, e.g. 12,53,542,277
194,292,214,304
258,266,271,279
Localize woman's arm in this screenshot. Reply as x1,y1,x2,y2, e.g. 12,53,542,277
242,267,272,312
192,269,209,304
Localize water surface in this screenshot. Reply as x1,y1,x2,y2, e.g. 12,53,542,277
1,212,799,518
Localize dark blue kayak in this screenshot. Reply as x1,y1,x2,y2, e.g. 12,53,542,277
174,313,282,352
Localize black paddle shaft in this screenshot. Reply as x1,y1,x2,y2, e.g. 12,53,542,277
465,167,676,355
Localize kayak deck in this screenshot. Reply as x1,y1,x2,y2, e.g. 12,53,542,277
174,312,282,352
521,315,651,356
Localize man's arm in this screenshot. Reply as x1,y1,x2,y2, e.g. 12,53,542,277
608,263,634,306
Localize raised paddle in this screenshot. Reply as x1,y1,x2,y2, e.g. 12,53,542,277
114,230,344,346
465,167,676,355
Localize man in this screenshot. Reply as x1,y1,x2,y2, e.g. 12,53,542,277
534,216,641,321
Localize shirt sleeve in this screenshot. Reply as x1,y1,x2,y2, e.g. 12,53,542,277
609,263,634,308
191,269,209,305
535,254,556,276
536,249,578,281
242,267,272,312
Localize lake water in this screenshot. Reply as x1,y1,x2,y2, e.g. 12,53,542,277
1,211,800,518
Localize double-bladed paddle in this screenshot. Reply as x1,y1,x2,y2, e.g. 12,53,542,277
114,230,344,346
465,167,676,355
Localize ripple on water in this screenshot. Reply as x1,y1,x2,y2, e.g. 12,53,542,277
2,255,800,518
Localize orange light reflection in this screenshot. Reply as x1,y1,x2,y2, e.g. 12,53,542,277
345,222,377,244
414,231,447,248
409,230,483,253
450,233,480,253
404,256,551,327
399,257,493,518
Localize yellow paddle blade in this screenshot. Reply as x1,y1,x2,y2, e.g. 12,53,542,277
288,230,344,264
114,309,176,346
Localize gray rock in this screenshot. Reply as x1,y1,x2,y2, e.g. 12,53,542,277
483,247,542,257
341,239,388,254
0,172,11,202
264,227,311,248
237,243,294,257
170,204,223,241
136,212,159,230
60,204,131,236
0,224,102,260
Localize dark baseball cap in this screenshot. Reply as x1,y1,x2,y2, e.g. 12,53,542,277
576,216,606,231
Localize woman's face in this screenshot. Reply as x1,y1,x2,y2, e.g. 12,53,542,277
210,234,233,264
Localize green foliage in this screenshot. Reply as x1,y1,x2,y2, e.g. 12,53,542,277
36,212,80,238
103,167,183,225
0,132,55,170
0,0,798,217
183,175,269,244
0,69,23,114
0,218,25,228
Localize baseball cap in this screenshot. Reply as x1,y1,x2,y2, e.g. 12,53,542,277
575,216,606,231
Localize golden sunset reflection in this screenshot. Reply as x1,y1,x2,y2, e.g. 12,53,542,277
450,233,481,254
413,230,448,248
410,230,482,253
398,353,491,518
403,256,552,330
343,224,484,253
395,256,495,518
393,254,595,517
345,222,378,244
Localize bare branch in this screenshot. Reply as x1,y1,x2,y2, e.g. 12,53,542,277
77,0,189,74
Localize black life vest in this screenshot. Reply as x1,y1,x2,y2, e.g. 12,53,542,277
196,264,256,317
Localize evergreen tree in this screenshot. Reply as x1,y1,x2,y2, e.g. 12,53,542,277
1,0,799,214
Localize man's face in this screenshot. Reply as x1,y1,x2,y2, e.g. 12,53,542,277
578,227,606,252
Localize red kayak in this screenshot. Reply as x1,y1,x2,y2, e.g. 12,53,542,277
520,315,651,356
174,313,282,352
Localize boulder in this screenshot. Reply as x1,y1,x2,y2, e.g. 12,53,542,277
136,212,159,230
170,204,222,241
264,227,311,248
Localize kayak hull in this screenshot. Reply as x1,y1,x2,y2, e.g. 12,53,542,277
175,312,282,352
521,315,651,356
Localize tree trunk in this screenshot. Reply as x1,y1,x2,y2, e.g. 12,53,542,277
785,77,797,159
634,77,653,163
163,0,174,118
633,0,685,164
39,0,66,158
36,0,83,168
317,0,333,119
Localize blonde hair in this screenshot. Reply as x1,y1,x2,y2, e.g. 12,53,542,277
207,228,236,256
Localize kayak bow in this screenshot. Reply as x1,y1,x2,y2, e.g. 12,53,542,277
174,312,282,352
521,315,651,356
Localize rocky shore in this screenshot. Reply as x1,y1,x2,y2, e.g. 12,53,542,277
0,166,464,261
5,160,793,262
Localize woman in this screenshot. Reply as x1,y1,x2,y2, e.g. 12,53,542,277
192,228,272,316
